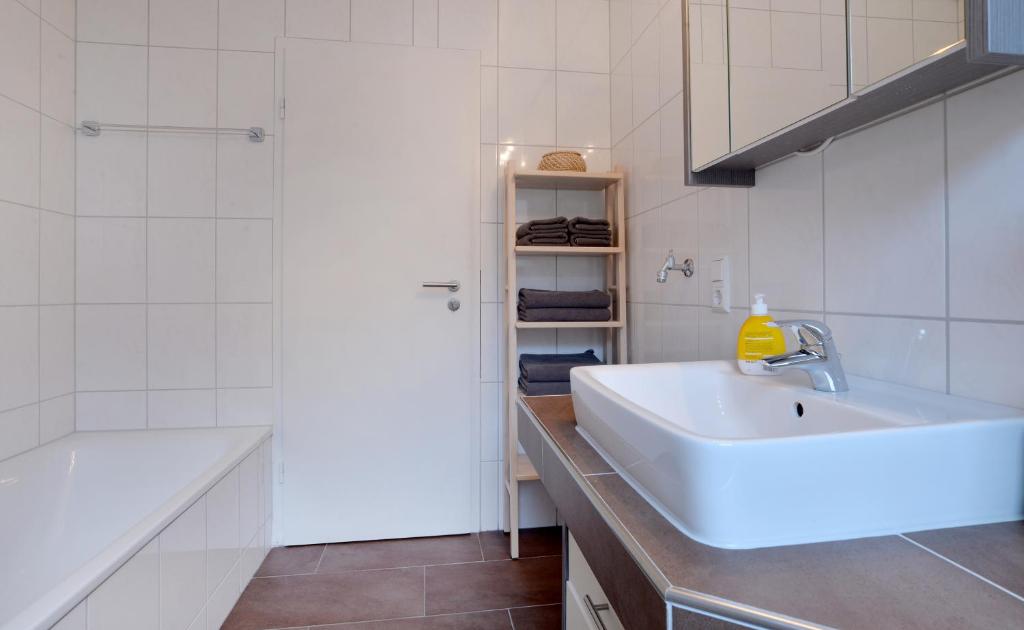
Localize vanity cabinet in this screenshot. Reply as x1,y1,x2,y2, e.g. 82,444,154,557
685,0,1024,185
566,532,625,630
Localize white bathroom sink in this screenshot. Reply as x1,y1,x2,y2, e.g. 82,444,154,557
570,361,1024,549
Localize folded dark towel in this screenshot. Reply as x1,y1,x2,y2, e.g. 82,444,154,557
515,217,569,239
520,350,602,382
518,377,571,396
517,306,612,322
516,232,569,246
568,217,611,233
570,234,613,247
518,288,612,309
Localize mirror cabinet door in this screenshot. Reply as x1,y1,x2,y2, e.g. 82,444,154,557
726,1,850,152
688,0,732,168
849,0,966,92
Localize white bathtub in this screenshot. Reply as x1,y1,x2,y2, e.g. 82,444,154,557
0,426,272,630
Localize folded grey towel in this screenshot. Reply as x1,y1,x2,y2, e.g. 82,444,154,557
518,377,571,396
516,232,569,246
568,217,611,233
515,217,569,239
518,288,611,309
520,350,602,382
570,234,613,247
517,306,612,322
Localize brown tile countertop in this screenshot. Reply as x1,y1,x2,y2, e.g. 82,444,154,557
520,395,1024,630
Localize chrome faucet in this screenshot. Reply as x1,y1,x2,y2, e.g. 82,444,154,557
762,319,849,393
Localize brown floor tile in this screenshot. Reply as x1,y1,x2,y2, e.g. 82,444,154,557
479,527,562,561
318,534,484,573
905,521,1024,598
425,556,561,615
255,544,324,577
508,604,561,630
222,568,424,630
316,610,513,629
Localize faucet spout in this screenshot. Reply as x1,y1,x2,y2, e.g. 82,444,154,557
762,320,849,393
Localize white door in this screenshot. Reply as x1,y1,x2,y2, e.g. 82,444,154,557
279,39,480,545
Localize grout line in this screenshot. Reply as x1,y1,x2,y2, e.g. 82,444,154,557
899,535,1024,605
255,553,563,579
508,608,516,630
312,544,326,574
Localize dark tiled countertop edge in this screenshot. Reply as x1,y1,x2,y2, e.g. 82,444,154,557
518,395,1024,630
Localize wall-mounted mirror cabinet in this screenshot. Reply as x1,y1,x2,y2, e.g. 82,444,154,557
686,0,1024,186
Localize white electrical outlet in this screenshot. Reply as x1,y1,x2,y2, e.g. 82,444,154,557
710,256,730,313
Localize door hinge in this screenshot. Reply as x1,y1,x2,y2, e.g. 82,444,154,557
279,98,286,120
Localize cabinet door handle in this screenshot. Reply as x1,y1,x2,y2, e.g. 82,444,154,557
584,594,611,630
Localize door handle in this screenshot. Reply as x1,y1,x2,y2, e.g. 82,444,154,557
584,594,611,630
422,280,460,292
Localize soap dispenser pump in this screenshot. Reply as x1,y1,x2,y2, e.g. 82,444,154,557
736,294,786,375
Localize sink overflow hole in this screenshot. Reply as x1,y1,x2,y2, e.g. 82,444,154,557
794,402,805,418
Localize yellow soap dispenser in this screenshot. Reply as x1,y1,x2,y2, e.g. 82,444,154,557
736,294,786,375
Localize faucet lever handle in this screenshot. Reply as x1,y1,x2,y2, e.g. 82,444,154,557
768,319,833,345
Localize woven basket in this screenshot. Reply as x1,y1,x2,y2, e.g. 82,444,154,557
537,151,587,172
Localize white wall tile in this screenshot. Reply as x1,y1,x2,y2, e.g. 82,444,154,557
42,0,76,39
40,305,75,399
148,134,217,218
217,219,273,303
39,393,75,443
631,0,658,44
481,223,500,302
0,307,38,411
556,71,610,148
480,302,499,382
657,0,683,104
556,0,609,73
219,0,285,52
217,304,273,387
41,24,74,124
286,0,351,40
414,0,439,46
351,0,414,45
481,66,498,144
609,0,630,68
630,21,659,125
0,0,41,109
626,207,663,304
498,68,556,145
698,187,749,308
0,201,39,306
658,92,687,202
629,302,663,363
148,304,216,389
76,43,147,125
662,305,700,362
826,314,947,392
160,498,207,630
218,135,274,218
0,404,39,462
0,97,40,207
149,47,218,127
206,467,240,594
698,307,746,360
148,389,217,428
749,154,824,312
148,218,216,303
439,0,498,65
480,144,499,222
479,461,499,530
40,118,76,214
76,390,147,429
77,0,148,45
950,321,1024,408
499,0,556,69
88,539,159,630
39,211,74,304
150,0,218,48
76,217,147,303
947,71,1024,321
610,53,632,145
76,132,147,217
218,52,276,131
480,381,500,461
76,304,147,391
216,387,273,426
824,103,946,317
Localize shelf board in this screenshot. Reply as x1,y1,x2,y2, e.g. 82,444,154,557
516,454,540,482
514,245,623,256
513,170,623,191
516,320,624,329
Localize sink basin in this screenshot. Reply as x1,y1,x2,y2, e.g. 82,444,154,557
570,360,1024,549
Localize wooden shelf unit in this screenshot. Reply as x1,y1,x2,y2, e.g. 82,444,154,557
503,165,628,559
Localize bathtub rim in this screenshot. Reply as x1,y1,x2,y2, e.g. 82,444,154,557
4,425,272,630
